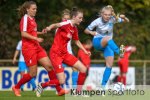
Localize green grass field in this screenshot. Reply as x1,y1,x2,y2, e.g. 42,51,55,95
0,90,150,100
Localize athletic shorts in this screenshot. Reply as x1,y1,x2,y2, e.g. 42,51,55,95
92,37,114,57
118,60,129,73
18,61,27,72
22,46,47,67
50,50,78,73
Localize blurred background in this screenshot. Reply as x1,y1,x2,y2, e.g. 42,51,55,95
0,0,150,90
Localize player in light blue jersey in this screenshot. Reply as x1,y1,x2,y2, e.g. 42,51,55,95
84,5,129,89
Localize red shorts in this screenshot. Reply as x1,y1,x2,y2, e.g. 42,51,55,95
22,46,47,66
118,60,129,73
50,50,78,73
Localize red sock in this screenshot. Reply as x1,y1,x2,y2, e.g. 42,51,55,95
117,76,121,82
77,72,86,91
15,73,32,89
122,76,126,85
48,70,62,92
117,76,126,85
41,79,59,88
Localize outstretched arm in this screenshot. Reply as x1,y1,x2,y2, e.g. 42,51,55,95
74,40,91,56
46,23,61,31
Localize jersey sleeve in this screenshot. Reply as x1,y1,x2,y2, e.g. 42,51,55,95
16,41,22,51
111,16,123,24
72,27,79,40
87,19,98,31
59,20,70,27
20,15,28,32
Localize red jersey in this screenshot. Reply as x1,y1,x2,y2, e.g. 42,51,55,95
20,14,39,50
118,46,132,62
78,48,91,68
51,20,79,54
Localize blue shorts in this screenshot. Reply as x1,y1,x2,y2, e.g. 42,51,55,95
92,37,114,58
18,62,28,72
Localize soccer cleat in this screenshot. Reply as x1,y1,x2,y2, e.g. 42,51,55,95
57,89,70,96
36,83,43,97
119,44,125,58
12,86,21,97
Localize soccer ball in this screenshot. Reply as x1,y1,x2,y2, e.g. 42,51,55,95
86,83,96,90
112,82,125,92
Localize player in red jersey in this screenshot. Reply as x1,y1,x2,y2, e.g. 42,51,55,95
36,7,91,96
78,39,92,70
12,1,66,97
117,46,136,85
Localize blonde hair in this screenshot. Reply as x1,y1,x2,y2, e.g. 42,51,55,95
62,9,70,17
100,5,118,20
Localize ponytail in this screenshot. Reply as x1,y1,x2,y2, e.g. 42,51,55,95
70,7,83,18
17,1,36,17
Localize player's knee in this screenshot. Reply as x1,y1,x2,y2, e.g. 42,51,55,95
80,66,87,73
29,72,37,77
59,79,65,84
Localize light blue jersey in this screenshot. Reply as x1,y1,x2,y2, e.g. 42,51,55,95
87,16,122,39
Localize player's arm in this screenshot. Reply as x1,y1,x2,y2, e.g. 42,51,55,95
74,40,91,56
21,31,43,42
46,23,60,31
84,29,97,36
84,19,98,36
119,14,129,22
12,50,19,64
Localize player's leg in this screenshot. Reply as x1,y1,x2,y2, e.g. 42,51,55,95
37,50,64,93
118,61,128,85
12,51,38,96
26,66,36,91
101,36,120,55
101,46,114,89
63,54,87,91
18,62,26,91
72,67,78,88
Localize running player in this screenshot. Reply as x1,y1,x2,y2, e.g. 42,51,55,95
78,39,92,70
36,7,90,96
12,1,65,97
84,5,129,89
117,46,136,85
13,40,36,91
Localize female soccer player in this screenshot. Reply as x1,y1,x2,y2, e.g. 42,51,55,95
12,1,65,97
61,9,79,88
117,46,136,85
36,7,90,96
13,40,36,91
84,5,129,89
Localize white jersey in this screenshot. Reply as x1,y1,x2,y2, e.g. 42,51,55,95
16,40,25,62
87,16,123,39
67,40,73,54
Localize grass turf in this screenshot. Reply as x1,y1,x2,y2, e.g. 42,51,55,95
0,90,150,100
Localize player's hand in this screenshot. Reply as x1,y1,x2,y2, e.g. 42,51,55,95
85,51,91,56
12,58,17,65
90,31,97,36
41,29,47,34
35,37,44,43
46,26,51,31
119,14,125,19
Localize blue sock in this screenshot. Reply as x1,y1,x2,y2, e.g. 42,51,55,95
108,39,119,54
29,77,36,89
72,71,78,88
101,67,112,89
